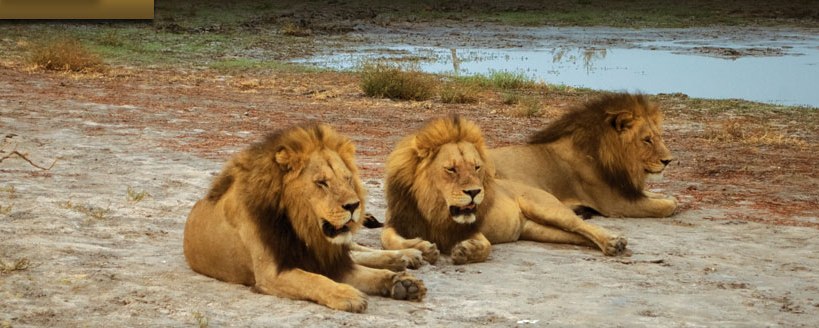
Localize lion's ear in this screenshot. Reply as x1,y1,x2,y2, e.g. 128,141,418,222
608,111,634,133
274,146,300,171
412,137,431,159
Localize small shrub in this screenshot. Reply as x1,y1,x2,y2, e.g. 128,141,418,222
439,80,479,104
360,63,436,101
29,38,105,72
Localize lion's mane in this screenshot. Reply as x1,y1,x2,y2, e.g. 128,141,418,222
527,93,662,200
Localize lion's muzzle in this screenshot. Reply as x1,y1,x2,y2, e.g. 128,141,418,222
322,219,352,238
449,203,477,217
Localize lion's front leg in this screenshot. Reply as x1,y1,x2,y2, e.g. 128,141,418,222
254,268,368,313
601,193,677,218
342,265,426,301
350,243,423,271
450,233,491,265
381,226,440,264
636,194,677,217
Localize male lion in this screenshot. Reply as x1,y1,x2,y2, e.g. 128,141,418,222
381,116,628,265
490,93,677,218
183,123,425,313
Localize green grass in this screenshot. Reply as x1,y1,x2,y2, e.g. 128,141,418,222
457,71,539,90
360,63,437,101
439,79,480,104
209,58,320,73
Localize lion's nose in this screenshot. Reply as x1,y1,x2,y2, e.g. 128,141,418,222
463,189,482,198
342,201,360,213
660,159,672,166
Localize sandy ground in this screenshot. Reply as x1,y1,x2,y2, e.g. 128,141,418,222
1,27,818,327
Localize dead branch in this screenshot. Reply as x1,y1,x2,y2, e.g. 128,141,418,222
0,150,58,170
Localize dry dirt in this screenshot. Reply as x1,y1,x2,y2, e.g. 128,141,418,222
1,28,818,327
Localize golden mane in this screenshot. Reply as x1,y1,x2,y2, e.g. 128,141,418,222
385,116,495,253
528,93,662,199
206,123,361,280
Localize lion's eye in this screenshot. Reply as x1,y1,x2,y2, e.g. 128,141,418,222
643,136,653,144
446,167,457,174
475,165,482,172
316,179,329,187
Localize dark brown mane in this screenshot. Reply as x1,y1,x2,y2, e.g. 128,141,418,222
208,124,354,281
528,93,657,199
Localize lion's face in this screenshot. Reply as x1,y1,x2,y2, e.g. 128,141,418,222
623,115,673,176
607,108,673,181
420,142,486,224
278,147,365,245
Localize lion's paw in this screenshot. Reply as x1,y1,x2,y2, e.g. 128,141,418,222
451,239,490,265
390,272,426,302
379,249,424,271
601,236,628,256
412,240,439,264
398,248,424,269
324,284,368,313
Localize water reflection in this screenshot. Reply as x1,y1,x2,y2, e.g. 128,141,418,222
297,44,819,107
551,47,608,74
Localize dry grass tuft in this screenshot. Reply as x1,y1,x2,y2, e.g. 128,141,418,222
126,186,151,203
514,96,543,117
59,200,111,220
28,38,105,72
280,22,313,37
705,121,808,148
360,63,437,101
0,258,30,274
192,312,209,328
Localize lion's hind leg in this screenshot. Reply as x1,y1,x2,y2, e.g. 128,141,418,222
510,184,628,256
519,220,595,247
350,243,423,271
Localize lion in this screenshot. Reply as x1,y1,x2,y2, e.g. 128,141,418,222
490,93,677,218
380,116,628,265
183,123,425,313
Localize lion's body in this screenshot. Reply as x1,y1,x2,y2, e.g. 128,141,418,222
490,93,677,218
381,117,627,265
183,124,425,312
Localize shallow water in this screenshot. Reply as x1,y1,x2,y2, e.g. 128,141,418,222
299,39,819,107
